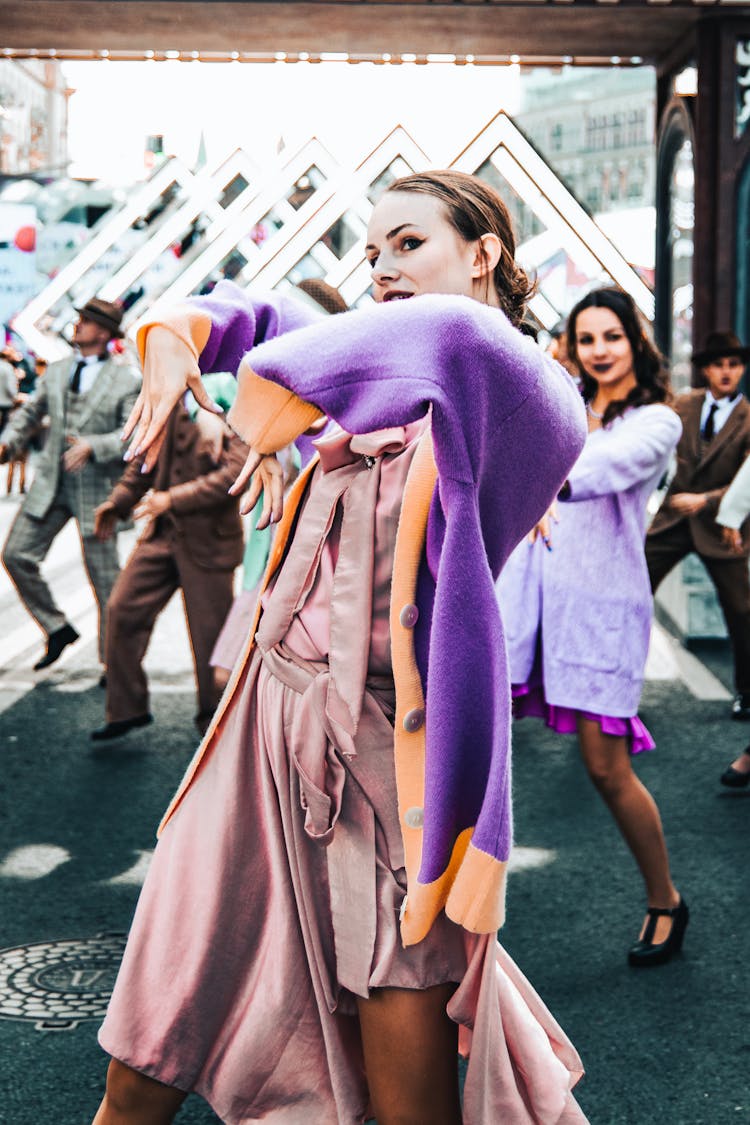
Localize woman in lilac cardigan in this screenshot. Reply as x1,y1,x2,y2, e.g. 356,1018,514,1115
498,287,688,968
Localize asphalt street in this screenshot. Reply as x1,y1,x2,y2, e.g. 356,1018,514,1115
0,485,748,1125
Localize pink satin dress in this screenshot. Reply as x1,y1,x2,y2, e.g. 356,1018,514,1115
99,422,586,1124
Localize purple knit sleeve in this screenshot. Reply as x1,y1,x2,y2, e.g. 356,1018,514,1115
187,279,324,376
564,405,682,500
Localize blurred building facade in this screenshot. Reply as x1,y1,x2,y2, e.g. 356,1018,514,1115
0,60,71,178
515,66,655,234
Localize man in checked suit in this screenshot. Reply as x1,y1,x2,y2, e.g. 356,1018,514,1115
646,331,750,719
0,298,140,672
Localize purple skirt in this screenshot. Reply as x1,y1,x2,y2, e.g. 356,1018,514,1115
512,680,655,756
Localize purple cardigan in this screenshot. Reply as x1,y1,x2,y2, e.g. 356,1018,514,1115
151,280,586,930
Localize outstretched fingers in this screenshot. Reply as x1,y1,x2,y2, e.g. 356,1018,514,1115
123,325,220,466
255,460,284,528
232,453,285,527
186,371,223,416
239,471,264,516
121,391,146,445
229,449,263,498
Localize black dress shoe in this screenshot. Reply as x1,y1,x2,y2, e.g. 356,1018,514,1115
33,624,80,670
90,714,153,742
98,674,107,689
731,694,750,720
628,897,689,968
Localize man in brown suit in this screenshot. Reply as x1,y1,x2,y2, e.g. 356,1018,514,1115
91,403,247,740
646,331,750,718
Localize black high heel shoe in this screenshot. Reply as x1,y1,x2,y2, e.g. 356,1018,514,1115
627,897,689,968
720,765,750,788
720,748,750,788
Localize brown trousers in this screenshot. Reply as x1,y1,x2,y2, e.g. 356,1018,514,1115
105,531,235,729
646,521,750,695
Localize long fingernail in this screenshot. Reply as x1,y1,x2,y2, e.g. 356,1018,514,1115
123,450,133,461
141,463,149,474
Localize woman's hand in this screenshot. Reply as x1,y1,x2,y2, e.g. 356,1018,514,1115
229,449,285,527
670,492,707,516
122,327,222,472
527,502,558,550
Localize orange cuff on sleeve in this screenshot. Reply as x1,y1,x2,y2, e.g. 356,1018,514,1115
227,358,324,454
135,306,214,367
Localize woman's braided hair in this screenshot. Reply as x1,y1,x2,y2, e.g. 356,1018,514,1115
385,170,535,328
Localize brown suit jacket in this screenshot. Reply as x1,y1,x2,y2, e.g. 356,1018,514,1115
648,390,750,559
108,405,248,570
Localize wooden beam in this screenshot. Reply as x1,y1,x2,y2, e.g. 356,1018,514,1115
0,2,715,64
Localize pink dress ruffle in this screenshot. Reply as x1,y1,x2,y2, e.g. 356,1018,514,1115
512,680,655,756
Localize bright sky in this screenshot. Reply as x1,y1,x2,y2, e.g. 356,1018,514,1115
62,60,520,183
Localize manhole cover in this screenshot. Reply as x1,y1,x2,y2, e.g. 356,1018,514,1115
0,933,126,1031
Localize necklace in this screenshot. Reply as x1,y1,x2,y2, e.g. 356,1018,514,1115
586,401,605,419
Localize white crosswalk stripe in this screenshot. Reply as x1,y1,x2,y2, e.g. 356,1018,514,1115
0,845,71,879
104,850,154,887
508,846,557,873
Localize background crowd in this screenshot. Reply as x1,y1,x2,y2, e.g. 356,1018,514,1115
1,280,749,962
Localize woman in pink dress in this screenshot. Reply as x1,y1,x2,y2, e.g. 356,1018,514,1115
91,172,588,1125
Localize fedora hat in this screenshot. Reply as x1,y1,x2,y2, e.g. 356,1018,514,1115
692,331,750,366
74,297,125,338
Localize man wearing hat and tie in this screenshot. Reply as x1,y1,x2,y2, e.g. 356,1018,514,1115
646,331,750,718
0,298,140,673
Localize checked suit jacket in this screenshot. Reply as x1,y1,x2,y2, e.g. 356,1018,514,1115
648,389,750,559
0,354,140,537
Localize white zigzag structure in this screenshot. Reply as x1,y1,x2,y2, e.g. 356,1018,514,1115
14,111,651,360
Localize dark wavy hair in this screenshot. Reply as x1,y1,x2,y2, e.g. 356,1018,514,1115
385,170,535,328
566,287,672,426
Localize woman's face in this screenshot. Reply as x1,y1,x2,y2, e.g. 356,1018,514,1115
573,306,637,395
366,191,489,304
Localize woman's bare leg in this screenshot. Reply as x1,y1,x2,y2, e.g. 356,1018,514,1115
92,1059,187,1125
357,984,462,1125
576,716,680,943
213,666,231,694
